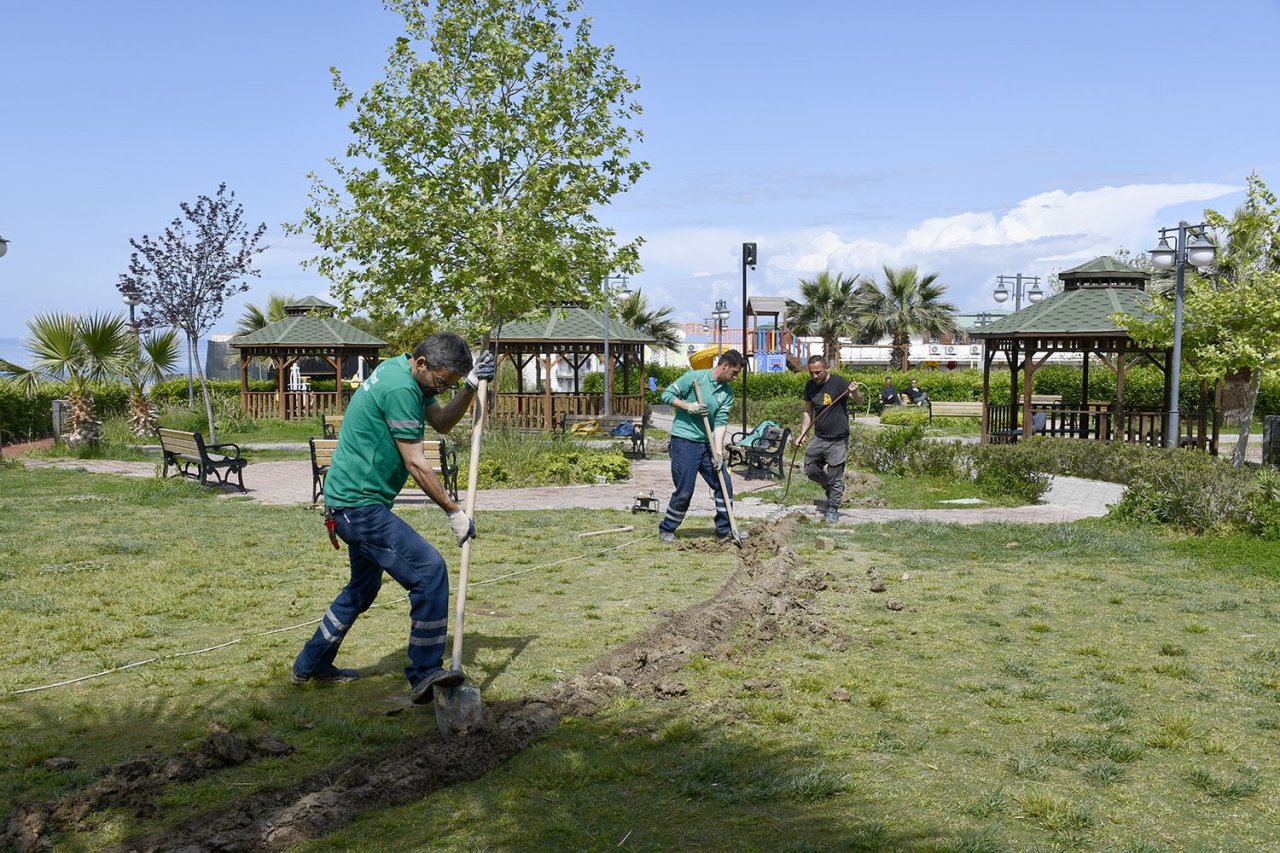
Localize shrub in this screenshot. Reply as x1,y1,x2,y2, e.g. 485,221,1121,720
1109,451,1263,534
0,381,130,442
879,407,930,428
579,452,631,482
847,424,969,480
972,444,1054,503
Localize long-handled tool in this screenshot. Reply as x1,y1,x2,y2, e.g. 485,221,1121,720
692,383,743,546
435,377,489,738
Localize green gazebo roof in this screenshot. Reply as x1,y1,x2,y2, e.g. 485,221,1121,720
970,286,1156,337
1058,255,1151,288
229,296,385,348
284,295,338,314
496,306,655,344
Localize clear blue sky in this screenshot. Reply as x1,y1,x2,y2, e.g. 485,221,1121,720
2,0,1278,340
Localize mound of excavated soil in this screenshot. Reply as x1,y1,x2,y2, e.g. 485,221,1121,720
6,515,838,853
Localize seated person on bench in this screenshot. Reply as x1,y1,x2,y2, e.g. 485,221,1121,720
879,377,902,407
901,379,930,407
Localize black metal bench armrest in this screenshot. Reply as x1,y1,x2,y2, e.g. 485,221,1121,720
206,442,242,459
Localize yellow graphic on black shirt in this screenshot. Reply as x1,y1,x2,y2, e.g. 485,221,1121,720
822,393,832,405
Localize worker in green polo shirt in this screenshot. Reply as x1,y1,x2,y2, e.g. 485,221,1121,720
292,332,495,705
659,350,747,544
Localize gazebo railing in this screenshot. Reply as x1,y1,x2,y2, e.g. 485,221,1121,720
988,401,1217,454
491,392,645,431
243,391,345,421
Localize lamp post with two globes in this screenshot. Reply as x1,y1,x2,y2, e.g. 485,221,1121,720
1149,220,1216,448
602,275,632,416
993,274,1043,311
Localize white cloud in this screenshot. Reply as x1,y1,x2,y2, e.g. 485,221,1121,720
631,181,1241,321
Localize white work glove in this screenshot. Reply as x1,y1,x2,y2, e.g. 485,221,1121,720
687,401,708,416
447,509,476,546
712,452,725,470
465,351,496,390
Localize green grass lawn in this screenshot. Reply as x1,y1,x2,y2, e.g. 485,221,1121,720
3,463,1280,850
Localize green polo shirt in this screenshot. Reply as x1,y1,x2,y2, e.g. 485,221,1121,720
323,355,436,508
662,368,734,443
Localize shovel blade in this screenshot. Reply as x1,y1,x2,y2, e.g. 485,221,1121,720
435,682,486,738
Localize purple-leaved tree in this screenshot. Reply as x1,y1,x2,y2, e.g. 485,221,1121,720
118,183,266,442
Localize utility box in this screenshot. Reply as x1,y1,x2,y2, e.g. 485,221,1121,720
52,399,69,438
1264,415,1280,468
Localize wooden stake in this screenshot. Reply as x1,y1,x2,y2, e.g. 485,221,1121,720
577,525,635,538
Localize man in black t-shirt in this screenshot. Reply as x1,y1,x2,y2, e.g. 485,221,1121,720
796,355,863,524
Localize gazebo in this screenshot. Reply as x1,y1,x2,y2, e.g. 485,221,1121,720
970,257,1219,451
490,305,655,430
228,296,387,421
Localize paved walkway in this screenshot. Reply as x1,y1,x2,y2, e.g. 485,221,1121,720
18,452,1124,527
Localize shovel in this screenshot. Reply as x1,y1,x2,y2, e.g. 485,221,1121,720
435,377,488,738
692,382,743,547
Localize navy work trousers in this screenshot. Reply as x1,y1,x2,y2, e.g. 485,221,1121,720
660,435,733,537
294,503,450,687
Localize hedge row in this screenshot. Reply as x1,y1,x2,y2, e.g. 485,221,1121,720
0,383,130,443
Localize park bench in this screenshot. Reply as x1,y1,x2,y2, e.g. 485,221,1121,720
309,437,459,505
926,401,984,422
156,428,247,492
320,413,344,439
727,424,791,480
558,413,646,458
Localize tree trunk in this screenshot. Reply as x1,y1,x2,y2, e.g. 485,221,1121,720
187,338,195,407
824,335,838,368
190,335,218,444
1229,368,1262,468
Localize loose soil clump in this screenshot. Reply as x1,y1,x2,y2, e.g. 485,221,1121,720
6,515,833,852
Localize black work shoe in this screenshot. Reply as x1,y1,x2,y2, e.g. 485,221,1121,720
410,668,466,705
291,665,359,685
658,530,676,544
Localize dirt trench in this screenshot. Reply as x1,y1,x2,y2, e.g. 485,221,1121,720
6,515,843,852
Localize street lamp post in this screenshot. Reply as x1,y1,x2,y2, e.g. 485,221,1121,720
601,275,631,416
122,293,142,336
1149,220,1216,448
712,299,730,352
993,273,1044,311
742,242,757,433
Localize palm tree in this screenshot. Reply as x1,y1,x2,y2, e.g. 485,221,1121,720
234,292,295,336
1,312,133,446
852,265,959,371
618,290,681,352
785,271,862,367
122,329,182,435
228,293,295,373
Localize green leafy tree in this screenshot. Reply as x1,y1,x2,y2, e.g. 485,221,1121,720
122,329,182,436
1,312,133,446
852,265,960,371
785,271,863,367
618,289,680,352
288,0,648,341
1118,173,1280,466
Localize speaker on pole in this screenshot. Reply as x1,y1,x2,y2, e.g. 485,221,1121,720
742,242,757,269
